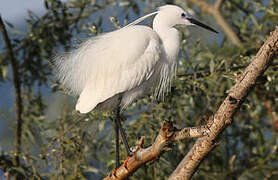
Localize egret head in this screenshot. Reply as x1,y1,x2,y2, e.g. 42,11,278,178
154,5,218,33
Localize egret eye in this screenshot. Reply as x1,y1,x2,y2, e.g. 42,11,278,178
181,13,186,18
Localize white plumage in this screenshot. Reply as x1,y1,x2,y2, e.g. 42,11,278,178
53,5,217,113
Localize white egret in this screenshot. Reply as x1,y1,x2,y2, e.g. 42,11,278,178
53,5,217,168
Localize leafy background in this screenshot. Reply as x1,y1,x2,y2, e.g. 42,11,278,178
0,0,277,179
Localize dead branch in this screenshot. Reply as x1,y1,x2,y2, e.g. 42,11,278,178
103,121,209,180
168,26,278,180
214,0,223,10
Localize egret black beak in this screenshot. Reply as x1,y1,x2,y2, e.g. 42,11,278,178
187,18,218,33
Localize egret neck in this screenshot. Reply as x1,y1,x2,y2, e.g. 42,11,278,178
153,14,180,62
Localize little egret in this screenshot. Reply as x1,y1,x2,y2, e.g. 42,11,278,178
53,5,217,168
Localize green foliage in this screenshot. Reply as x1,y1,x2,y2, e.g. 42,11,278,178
0,0,277,179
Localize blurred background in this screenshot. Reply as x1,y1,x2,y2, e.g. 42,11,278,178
0,0,277,179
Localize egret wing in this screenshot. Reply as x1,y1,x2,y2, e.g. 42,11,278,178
54,26,162,113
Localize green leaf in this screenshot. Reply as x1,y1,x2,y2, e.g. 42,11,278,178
1,66,8,79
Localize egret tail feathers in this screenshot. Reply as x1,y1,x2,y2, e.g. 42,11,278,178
75,83,99,113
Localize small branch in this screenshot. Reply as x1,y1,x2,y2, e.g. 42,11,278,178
0,16,23,166
169,26,278,180
103,121,209,180
187,0,243,47
214,0,223,10
71,4,86,31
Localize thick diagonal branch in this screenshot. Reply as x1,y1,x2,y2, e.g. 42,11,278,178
0,16,23,166
103,121,209,180
187,0,243,47
168,26,278,180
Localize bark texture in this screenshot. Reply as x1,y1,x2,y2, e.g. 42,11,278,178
104,121,209,180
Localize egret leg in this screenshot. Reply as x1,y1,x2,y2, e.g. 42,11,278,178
115,107,132,156
114,117,120,168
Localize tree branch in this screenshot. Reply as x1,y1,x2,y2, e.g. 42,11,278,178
0,16,23,166
103,121,209,180
168,26,278,180
187,0,243,47
214,0,223,10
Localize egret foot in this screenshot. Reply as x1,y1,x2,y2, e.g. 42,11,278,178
113,105,132,172
114,108,132,157
114,119,120,168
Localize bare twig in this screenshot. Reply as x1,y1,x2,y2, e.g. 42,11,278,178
214,0,223,10
103,121,209,180
187,0,243,47
168,26,278,180
0,16,23,166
